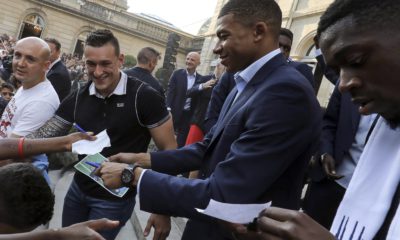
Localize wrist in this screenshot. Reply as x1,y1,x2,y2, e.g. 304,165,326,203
133,167,143,186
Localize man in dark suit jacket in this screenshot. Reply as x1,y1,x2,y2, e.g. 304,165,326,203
45,38,71,101
204,71,236,133
98,1,321,239
279,28,315,89
166,51,206,147
124,47,165,97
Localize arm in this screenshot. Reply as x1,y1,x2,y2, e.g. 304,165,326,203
165,71,178,109
228,207,335,240
25,115,72,139
0,219,119,240
0,132,94,160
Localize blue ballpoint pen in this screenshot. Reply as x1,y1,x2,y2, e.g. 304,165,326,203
73,123,87,134
85,161,101,168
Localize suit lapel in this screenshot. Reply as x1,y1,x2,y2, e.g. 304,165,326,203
209,53,287,146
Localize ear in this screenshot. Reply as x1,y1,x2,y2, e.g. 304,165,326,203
253,22,268,42
118,53,124,67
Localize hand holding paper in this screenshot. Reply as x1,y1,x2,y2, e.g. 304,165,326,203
72,129,111,155
196,199,271,224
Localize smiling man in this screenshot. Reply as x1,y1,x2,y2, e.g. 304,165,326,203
26,29,176,240
227,0,400,239
96,0,321,239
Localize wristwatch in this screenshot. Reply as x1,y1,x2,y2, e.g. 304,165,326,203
121,163,139,187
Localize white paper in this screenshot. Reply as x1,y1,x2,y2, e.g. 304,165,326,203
196,199,271,224
72,129,111,155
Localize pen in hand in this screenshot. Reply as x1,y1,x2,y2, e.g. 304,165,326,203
73,123,87,134
85,161,101,168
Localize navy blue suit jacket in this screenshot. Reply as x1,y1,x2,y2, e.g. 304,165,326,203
124,66,165,97
204,71,236,133
288,60,315,89
139,54,321,239
310,83,360,181
166,69,203,127
47,60,71,101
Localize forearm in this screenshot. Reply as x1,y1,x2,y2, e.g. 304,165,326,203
0,229,57,240
26,116,72,139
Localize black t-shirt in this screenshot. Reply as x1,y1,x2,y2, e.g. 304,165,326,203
56,76,169,200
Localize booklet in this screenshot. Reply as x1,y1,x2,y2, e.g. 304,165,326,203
74,153,129,198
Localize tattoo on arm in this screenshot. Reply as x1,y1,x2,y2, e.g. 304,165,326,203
26,116,72,139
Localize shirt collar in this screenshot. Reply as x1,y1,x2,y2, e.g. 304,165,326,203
186,69,197,78
89,71,127,98
235,48,281,84
48,58,61,71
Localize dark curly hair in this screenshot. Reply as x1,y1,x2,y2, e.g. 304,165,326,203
317,0,400,37
218,0,282,38
85,29,120,56
0,163,54,232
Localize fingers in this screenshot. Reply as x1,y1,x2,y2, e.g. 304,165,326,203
85,218,120,231
144,218,152,237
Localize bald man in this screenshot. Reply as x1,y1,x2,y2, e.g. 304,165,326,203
0,37,59,181
166,51,209,147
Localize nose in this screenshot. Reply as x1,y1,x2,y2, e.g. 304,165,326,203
213,40,222,55
338,68,361,93
93,65,103,77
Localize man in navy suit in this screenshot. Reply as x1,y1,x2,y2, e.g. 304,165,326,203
45,38,71,101
166,51,206,147
98,0,321,239
279,28,315,89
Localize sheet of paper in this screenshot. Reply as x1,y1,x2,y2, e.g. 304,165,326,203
74,153,129,198
72,129,111,155
196,199,271,224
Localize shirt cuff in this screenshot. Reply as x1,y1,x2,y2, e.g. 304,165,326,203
199,83,203,90
137,169,147,209
315,48,322,56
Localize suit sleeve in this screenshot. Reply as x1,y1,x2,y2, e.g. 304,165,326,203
204,72,234,132
139,81,319,219
166,71,178,109
319,83,341,156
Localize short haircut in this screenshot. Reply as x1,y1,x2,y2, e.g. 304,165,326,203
85,29,120,56
280,28,294,42
44,38,61,51
0,163,54,231
137,47,161,65
318,0,400,37
218,0,282,38
1,82,14,92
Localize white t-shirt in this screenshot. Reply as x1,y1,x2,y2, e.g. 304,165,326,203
0,80,59,138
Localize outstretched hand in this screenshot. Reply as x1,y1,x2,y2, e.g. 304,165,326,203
57,218,119,240
64,132,96,151
108,152,151,168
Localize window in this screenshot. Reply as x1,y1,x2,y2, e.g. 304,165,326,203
19,14,45,39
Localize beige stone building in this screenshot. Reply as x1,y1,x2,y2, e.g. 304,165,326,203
199,0,335,106
0,0,202,74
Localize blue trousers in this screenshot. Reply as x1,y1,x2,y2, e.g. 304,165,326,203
62,179,136,240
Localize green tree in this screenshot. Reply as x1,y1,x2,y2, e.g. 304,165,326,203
123,54,137,68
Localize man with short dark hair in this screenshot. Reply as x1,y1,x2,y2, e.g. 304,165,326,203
124,47,165,96
44,38,71,101
228,0,400,239
97,1,321,239
28,29,176,240
0,163,53,234
279,28,315,88
44,38,71,102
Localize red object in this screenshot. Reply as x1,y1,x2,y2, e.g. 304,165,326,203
18,137,25,159
185,124,204,145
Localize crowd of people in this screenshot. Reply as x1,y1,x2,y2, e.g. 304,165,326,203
0,0,399,239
